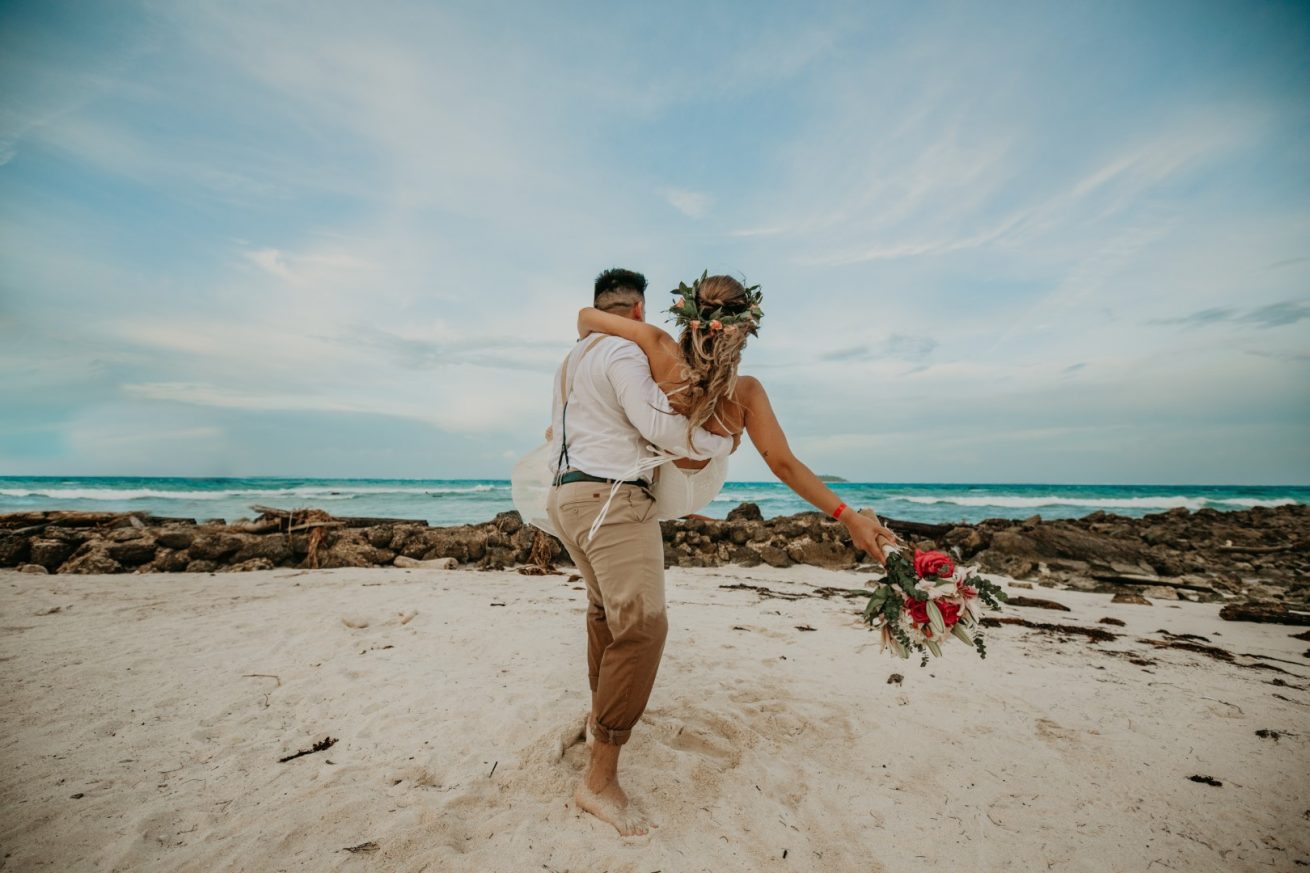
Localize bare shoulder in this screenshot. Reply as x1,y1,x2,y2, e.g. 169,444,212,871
734,374,765,401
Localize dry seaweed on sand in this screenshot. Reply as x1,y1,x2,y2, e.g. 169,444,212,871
278,736,337,763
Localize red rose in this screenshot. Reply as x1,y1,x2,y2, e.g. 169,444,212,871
903,595,961,630
904,596,930,626
936,598,961,627
914,549,955,579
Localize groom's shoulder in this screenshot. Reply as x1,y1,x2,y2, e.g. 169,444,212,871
591,334,641,359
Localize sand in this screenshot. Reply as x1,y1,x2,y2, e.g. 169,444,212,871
2,564,1308,872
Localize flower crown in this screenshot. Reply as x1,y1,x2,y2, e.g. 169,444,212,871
667,271,764,337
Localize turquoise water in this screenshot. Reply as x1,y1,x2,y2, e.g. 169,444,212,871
0,477,1305,526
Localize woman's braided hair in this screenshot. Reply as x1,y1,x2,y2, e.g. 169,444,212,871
666,272,763,447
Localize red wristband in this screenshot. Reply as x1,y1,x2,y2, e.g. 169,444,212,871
832,502,847,520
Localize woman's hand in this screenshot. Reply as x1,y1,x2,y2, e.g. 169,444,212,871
842,509,899,565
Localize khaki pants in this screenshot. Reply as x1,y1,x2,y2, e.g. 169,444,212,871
547,480,668,746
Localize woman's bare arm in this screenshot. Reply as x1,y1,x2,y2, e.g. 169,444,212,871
736,376,897,561
577,307,684,386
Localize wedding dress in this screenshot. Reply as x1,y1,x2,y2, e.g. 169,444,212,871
511,441,729,538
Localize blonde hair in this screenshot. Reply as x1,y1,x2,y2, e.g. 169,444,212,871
672,275,753,446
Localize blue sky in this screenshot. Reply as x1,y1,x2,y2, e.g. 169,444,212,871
1,0,1307,484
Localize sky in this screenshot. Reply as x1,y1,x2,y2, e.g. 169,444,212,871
1,0,1308,485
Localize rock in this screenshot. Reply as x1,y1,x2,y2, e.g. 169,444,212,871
29,538,75,570
60,549,123,575
224,558,276,572
944,526,985,557
188,534,244,562
151,549,190,573
1138,585,1181,600
366,526,395,549
1219,602,1310,626
784,536,854,570
394,556,458,570
17,563,48,574
0,533,30,567
493,511,523,535
107,539,157,566
748,540,793,568
107,527,147,542
1005,595,1071,611
185,560,219,573
155,528,196,551
1098,617,1126,626
317,540,394,569
727,502,764,523
1111,592,1151,605
233,536,294,566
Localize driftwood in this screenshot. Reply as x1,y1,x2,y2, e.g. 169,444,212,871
0,511,195,530
883,518,954,538
249,506,428,529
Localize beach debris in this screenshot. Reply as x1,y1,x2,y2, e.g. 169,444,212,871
525,529,558,574
35,605,62,615
342,841,379,854
979,616,1118,642
394,556,457,570
1156,629,1210,643
1098,617,1126,626
1145,638,1234,661
1112,593,1151,605
1292,630,1310,641
1220,603,1310,626
1188,775,1223,787
1255,729,1285,741
887,674,903,685
279,736,337,763
719,582,808,600
794,625,816,632
242,673,282,707
18,563,49,574
489,761,498,777
1005,595,1070,611
396,609,418,625
341,616,370,629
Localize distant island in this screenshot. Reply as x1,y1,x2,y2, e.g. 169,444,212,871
817,475,848,483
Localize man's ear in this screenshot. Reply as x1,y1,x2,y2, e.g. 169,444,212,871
634,300,645,322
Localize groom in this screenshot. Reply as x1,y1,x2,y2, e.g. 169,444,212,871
546,267,736,836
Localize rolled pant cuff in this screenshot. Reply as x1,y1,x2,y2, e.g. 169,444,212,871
592,720,632,746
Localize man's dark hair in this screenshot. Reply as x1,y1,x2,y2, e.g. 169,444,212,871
594,268,647,302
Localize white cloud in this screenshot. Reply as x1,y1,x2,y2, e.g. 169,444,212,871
663,188,712,219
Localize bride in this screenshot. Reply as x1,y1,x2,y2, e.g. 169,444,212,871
575,272,897,562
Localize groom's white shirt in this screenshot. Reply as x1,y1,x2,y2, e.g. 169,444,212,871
548,335,732,480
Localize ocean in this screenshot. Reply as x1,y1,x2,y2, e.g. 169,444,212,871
0,477,1304,527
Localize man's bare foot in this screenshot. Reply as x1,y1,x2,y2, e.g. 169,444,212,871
573,780,650,837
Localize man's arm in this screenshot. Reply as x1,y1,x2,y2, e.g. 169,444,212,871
607,345,733,460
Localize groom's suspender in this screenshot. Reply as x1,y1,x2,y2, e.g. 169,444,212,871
555,335,606,484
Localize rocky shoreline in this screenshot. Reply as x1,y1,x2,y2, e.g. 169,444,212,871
2,503,1307,616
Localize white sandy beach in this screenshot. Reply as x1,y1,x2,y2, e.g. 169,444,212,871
2,564,1308,872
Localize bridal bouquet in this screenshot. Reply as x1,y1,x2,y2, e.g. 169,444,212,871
863,546,1007,664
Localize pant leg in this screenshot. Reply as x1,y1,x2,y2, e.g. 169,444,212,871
550,482,668,746
548,485,613,694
